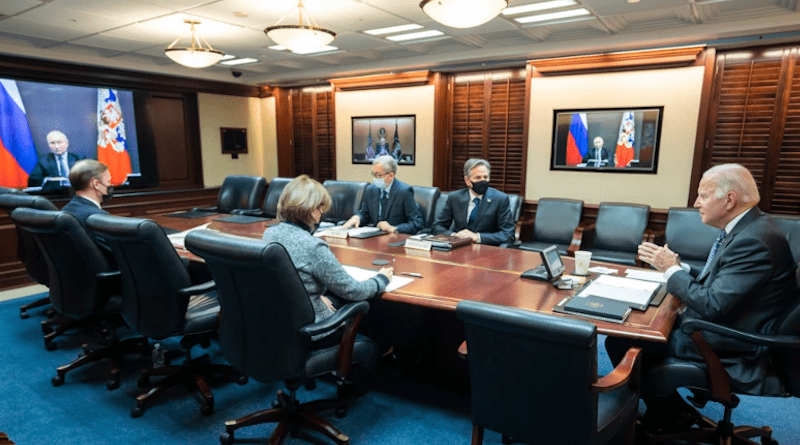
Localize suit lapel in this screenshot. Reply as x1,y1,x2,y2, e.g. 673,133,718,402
698,207,760,281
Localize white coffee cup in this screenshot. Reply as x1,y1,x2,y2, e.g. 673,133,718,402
574,250,592,275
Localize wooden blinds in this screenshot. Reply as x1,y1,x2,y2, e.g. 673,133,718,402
449,71,527,194
290,88,336,182
704,47,800,214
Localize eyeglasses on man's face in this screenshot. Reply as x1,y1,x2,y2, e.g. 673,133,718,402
371,171,390,179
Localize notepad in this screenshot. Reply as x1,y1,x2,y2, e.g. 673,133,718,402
575,274,661,310
341,265,412,292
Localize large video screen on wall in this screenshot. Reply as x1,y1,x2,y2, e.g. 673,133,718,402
0,78,142,190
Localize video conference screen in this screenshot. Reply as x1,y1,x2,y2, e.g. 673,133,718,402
0,77,141,190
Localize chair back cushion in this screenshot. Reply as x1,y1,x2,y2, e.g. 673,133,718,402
533,198,583,244
216,175,267,214
456,300,598,443
593,202,650,252
664,207,719,265
0,194,58,285
86,214,193,339
321,180,368,223
507,194,524,223
185,231,316,382
262,177,292,218
411,185,441,230
432,191,454,232
10,208,112,319
770,215,800,264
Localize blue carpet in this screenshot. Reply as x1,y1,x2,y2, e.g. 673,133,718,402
1,293,799,445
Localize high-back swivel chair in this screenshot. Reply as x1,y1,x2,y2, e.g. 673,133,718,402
660,207,720,272
456,300,642,445
321,180,368,224
193,175,267,214
518,198,583,255
583,202,650,266
185,230,379,445
411,185,441,232
86,214,246,418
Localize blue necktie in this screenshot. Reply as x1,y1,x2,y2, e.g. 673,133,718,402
701,230,727,276
380,190,389,220
468,197,480,227
58,155,69,177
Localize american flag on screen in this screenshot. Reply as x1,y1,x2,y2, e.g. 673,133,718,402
97,89,132,185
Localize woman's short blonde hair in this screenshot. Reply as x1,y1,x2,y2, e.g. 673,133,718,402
277,175,332,227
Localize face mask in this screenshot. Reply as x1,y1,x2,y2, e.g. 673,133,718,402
373,177,387,189
102,185,114,203
470,180,489,195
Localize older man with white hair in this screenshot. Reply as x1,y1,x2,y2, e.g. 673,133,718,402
28,130,84,187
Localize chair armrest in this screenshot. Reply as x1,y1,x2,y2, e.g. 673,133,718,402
649,228,666,245
176,280,217,298
97,270,121,281
97,270,122,297
298,301,370,338
499,241,521,249
681,319,800,349
568,224,590,256
593,346,642,393
230,208,263,216
299,301,371,377
192,206,218,213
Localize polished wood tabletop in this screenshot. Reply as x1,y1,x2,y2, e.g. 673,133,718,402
152,212,680,343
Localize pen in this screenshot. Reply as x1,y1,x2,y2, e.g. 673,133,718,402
402,272,423,278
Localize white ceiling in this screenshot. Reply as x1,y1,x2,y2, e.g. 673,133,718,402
0,0,799,87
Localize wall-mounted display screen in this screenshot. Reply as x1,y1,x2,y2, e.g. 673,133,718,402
352,115,415,165
551,107,663,174
0,78,141,190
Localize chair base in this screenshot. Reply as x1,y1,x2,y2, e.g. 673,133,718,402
20,295,50,319
52,336,150,390
648,407,778,445
220,390,350,445
131,354,247,418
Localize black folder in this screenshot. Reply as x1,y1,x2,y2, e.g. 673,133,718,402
556,295,632,324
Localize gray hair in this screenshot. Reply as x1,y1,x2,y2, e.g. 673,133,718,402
464,158,491,177
703,163,760,206
372,155,397,174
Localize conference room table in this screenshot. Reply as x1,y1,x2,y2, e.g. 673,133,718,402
153,213,681,343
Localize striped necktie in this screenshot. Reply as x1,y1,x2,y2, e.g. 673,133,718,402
701,230,727,276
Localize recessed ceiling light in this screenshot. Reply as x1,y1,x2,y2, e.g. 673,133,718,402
220,58,259,66
290,45,339,55
515,8,591,24
364,24,424,36
386,30,445,42
502,0,576,15
627,0,640,3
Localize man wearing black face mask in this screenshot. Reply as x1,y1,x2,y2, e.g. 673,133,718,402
432,158,515,246
63,159,116,263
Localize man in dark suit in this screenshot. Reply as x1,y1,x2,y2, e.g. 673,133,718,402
432,158,515,246
582,136,610,167
343,155,423,234
607,163,797,432
62,159,115,264
28,130,84,187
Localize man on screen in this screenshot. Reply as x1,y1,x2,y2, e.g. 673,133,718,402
27,130,84,187
582,136,610,167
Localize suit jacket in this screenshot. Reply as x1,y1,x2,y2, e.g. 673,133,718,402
62,196,115,265
582,148,610,167
356,178,423,234
431,187,515,246
667,207,797,393
28,152,83,187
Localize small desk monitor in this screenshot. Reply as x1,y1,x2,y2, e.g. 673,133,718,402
540,245,566,281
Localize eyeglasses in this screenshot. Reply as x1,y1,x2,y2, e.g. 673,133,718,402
371,171,390,179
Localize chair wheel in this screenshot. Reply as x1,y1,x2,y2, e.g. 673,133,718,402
106,376,120,390
51,374,64,387
220,432,234,444
41,323,53,334
45,340,58,351
137,376,150,388
131,406,144,418
201,402,214,416
20,310,29,319
237,375,248,385
763,437,778,445
335,406,348,418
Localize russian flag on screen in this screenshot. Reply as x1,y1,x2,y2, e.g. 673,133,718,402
97,89,132,185
0,79,37,188
615,111,635,167
566,113,588,166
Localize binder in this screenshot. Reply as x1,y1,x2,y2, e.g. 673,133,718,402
425,234,473,251
555,295,632,324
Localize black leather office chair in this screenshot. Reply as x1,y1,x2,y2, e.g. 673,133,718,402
10,208,149,389
507,193,523,225
645,278,800,445
518,198,583,255
428,191,451,233
0,193,58,318
193,175,267,214
456,300,642,445
85,214,246,418
582,202,650,266
233,177,291,218
184,230,379,445
771,214,800,264
657,207,720,272
321,180,368,224
411,185,441,232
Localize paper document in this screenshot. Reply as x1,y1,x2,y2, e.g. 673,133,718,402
341,265,412,293
576,274,661,308
167,222,211,248
347,227,382,237
625,269,667,283
587,266,617,274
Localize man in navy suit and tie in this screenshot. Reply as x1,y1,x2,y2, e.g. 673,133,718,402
606,163,796,434
62,159,116,263
343,155,423,234
432,158,515,246
27,130,84,187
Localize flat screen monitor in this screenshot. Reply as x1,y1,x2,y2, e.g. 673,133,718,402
540,245,566,280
